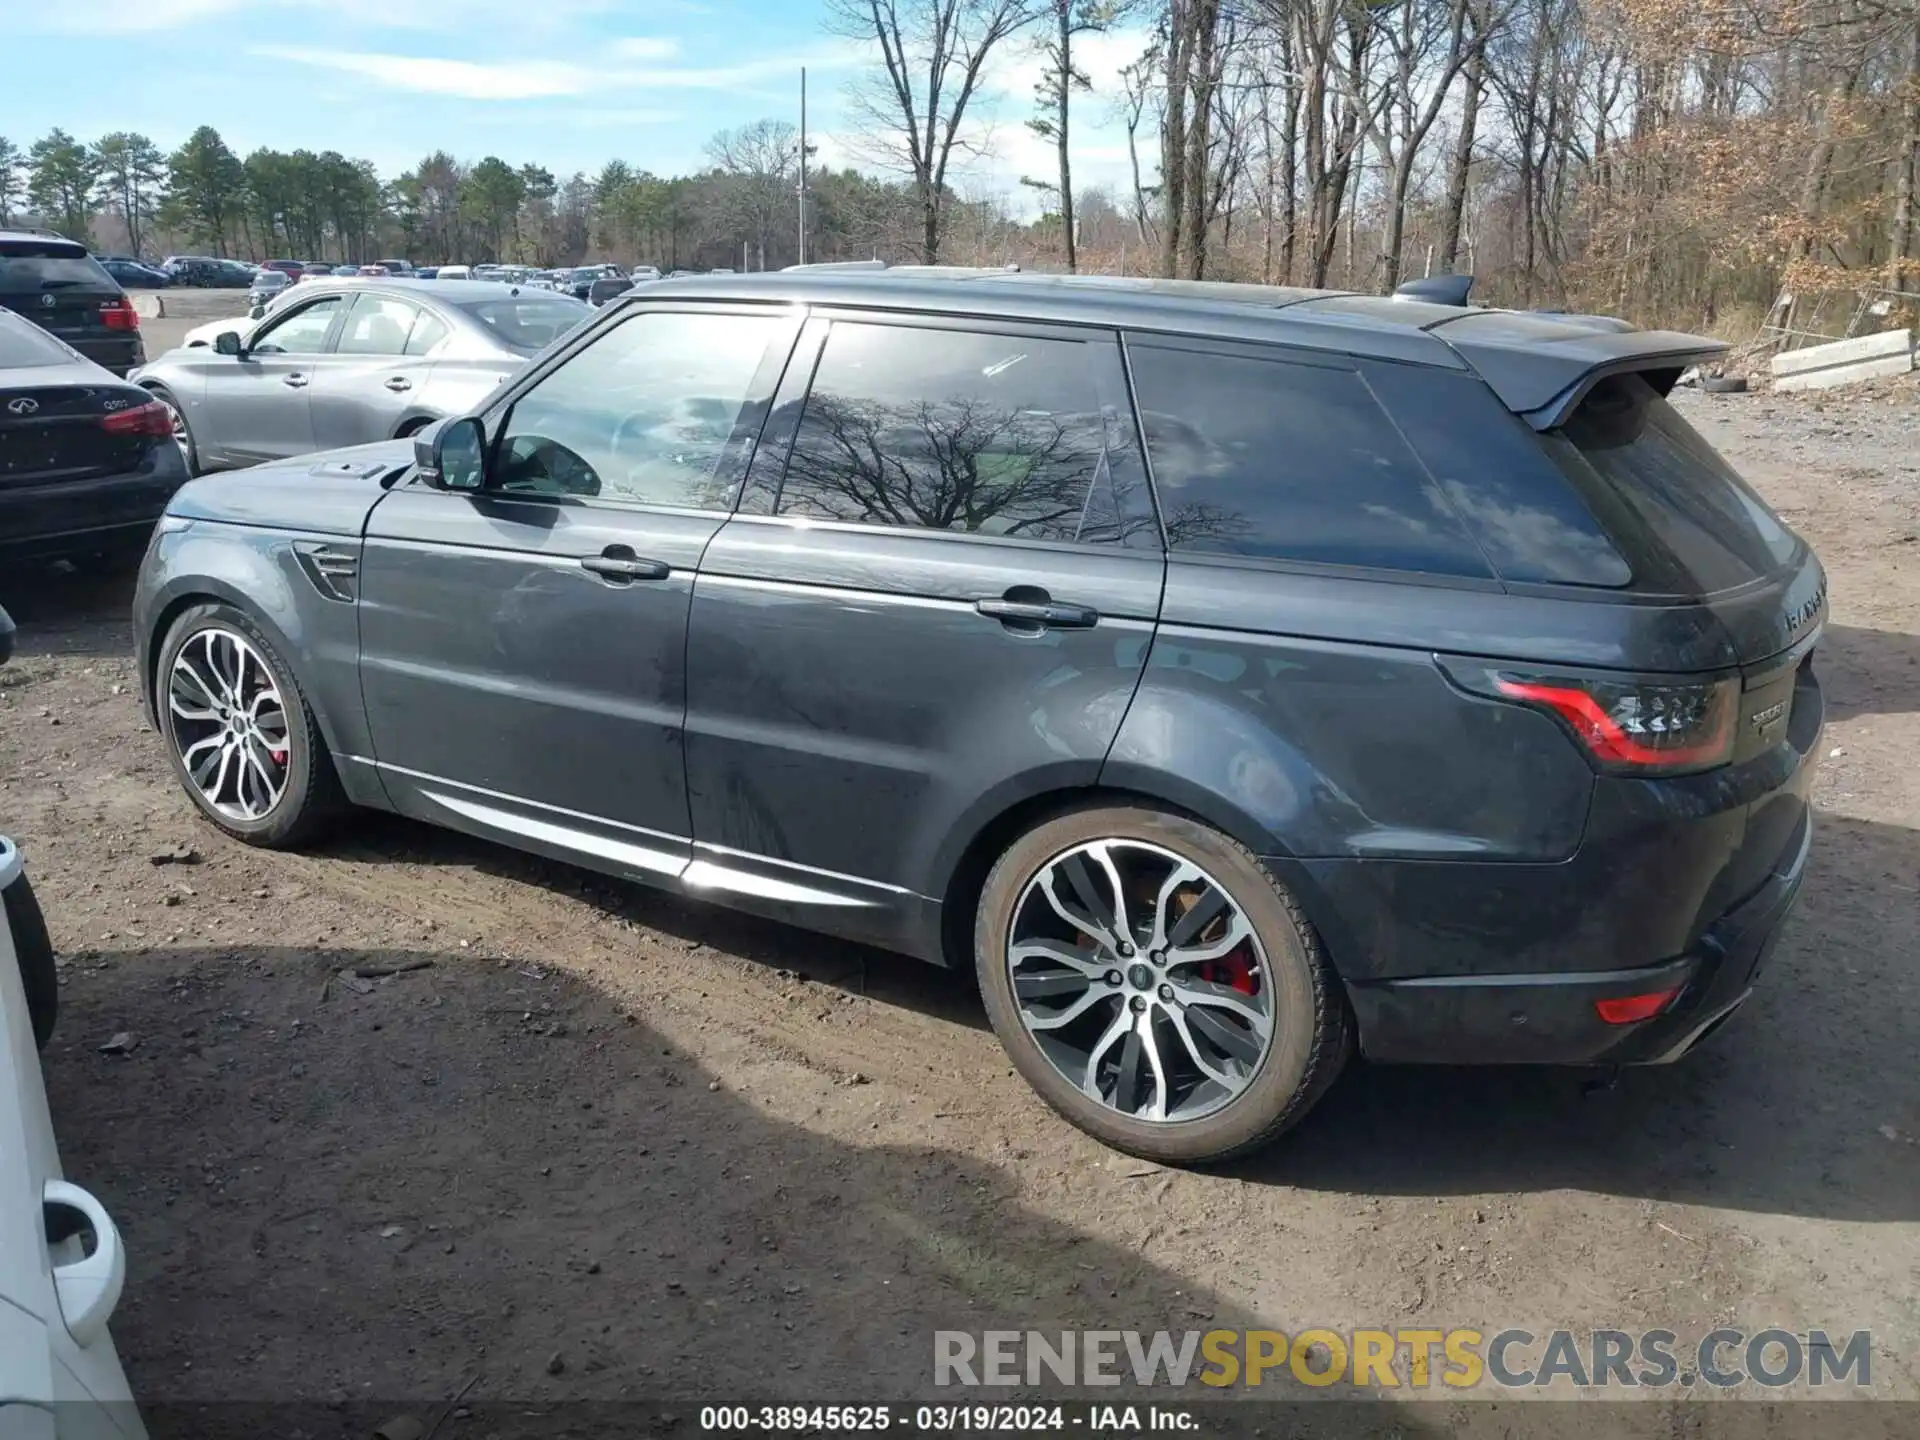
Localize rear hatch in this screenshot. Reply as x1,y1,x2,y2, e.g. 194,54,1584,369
0,239,141,373
1537,369,1825,904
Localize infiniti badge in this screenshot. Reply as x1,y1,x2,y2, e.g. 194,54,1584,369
6,397,38,415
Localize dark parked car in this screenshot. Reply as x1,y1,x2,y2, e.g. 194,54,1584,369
161,256,252,288
131,270,1825,1163
98,257,171,289
0,231,146,377
0,306,187,566
587,274,635,306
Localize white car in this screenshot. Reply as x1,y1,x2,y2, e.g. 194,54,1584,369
0,836,145,1439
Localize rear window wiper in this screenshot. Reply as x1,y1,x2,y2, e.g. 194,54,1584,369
36,280,85,290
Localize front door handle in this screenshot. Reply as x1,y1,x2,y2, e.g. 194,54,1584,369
976,595,1099,629
281,373,308,389
580,546,670,583
384,376,412,392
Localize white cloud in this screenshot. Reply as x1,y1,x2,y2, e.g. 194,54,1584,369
251,47,600,98
34,0,243,33
250,39,863,102
609,37,684,60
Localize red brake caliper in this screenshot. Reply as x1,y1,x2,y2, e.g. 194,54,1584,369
1198,943,1260,995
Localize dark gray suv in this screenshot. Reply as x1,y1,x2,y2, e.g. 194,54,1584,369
132,270,1825,1163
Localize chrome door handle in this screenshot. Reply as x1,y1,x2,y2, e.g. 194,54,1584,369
384,376,412,392
976,597,1099,629
281,373,308,388
580,551,670,583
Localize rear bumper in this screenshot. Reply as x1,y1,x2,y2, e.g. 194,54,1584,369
0,454,189,562
1344,809,1811,1064
66,335,146,377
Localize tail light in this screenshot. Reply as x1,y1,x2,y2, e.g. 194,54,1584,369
1595,988,1681,1024
100,399,172,439
1444,661,1739,774
100,296,139,331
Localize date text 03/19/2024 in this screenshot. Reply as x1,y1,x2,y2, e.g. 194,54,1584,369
698,1405,1197,1432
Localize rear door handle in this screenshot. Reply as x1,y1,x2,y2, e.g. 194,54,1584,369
580,547,670,583
281,373,308,389
384,376,412,392
976,597,1099,629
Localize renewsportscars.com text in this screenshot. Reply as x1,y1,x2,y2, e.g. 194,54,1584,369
933,1328,1872,1390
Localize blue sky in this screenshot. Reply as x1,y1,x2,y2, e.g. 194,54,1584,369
10,0,1149,216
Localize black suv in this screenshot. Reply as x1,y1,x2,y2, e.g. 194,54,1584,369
131,270,1824,1163
0,232,146,377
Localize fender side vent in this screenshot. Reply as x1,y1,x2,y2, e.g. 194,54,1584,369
294,541,359,603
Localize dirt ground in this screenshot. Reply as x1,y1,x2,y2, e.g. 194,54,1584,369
2,372,1917,1429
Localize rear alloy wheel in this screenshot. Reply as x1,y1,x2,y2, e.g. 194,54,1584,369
976,806,1349,1164
149,386,199,475
157,603,342,847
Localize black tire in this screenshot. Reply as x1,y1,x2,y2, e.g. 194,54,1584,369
147,384,200,475
155,602,345,848
975,804,1350,1165
5,870,58,1052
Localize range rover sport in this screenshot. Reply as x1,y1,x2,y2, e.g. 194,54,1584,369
132,269,1824,1164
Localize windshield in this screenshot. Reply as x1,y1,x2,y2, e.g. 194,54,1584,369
456,294,590,354
0,240,114,291
1543,372,1799,593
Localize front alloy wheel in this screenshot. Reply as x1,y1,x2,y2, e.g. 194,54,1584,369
156,603,344,847
1008,839,1275,1123
167,627,291,821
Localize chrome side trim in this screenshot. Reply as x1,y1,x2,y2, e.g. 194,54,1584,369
690,838,914,896
693,571,967,613
376,760,686,845
421,790,688,878
681,858,875,908
370,760,894,908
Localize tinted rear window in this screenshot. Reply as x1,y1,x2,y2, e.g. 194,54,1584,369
1543,373,1798,593
1129,341,1494,577
1364,360,1632,587
456,295,588,353
0,240,113,290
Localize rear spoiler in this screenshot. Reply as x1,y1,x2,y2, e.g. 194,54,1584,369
1424,309,1728,429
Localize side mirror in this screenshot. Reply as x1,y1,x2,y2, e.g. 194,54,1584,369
214,330,243,357
248,303,266,320
417,415,486,491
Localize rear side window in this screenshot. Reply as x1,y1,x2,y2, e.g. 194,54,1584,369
0,240,112,290
1543,373,1798,593
1364,361,1632,587
337,294,418,356
404,311,450,357
776,321,1141,545
1129,342,1493,577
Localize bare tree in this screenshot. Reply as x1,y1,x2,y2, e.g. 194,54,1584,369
829,0,1040,262
1025,0,1132,269
707,120,800,269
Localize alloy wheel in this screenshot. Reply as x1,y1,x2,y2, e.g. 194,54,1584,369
1006,839,1276,1124
166,628,291,822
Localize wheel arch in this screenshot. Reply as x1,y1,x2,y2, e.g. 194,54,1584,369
932,773,1357,982
142,575,353,765
390,411,440,440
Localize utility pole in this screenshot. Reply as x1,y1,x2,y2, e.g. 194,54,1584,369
798,66,809,265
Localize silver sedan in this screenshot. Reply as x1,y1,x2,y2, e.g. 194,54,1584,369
132,279,591,473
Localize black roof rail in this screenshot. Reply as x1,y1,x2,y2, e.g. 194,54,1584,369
1393,273,1474,306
